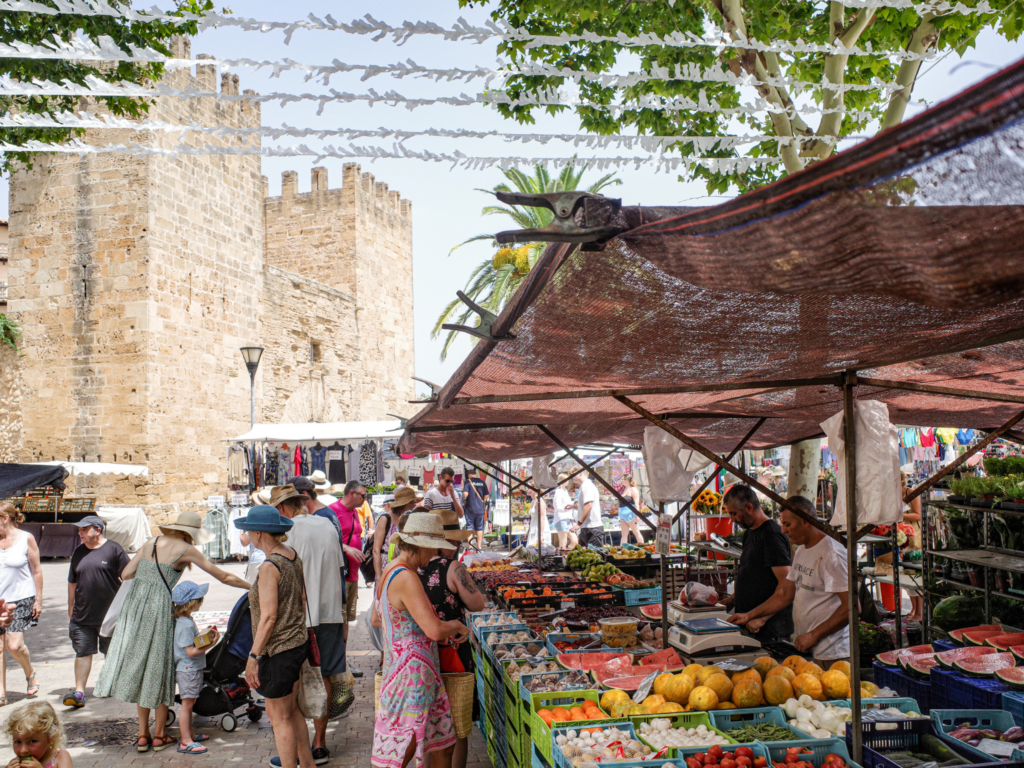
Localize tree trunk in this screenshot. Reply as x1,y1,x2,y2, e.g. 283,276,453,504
787,438,821,503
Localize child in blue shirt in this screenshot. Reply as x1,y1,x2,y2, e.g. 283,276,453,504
171,582,218,754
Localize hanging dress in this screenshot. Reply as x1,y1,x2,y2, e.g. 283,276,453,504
372,564,455,768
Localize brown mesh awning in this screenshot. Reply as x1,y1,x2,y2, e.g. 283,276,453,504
400,56,1024,462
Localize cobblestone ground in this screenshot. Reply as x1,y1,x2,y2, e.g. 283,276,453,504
6,560,491,768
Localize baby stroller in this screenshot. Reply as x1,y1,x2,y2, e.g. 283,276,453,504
168,593,264,732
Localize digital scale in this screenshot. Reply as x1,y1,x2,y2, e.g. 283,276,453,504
666,601,763,665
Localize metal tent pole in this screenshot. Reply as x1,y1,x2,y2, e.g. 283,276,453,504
659,502,669,641
843,370,863,764
893,525,903,650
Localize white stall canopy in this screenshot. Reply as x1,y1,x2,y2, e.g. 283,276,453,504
227,421,404,443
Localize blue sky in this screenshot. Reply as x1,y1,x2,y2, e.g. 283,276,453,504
1,2,1022,398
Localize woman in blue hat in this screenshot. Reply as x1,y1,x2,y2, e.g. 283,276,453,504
235,506,314,768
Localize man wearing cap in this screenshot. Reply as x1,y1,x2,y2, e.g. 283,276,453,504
64,516,130,708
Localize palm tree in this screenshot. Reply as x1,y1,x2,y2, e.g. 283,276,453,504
432,162,621,360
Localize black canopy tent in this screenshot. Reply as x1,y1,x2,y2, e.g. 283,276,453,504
0,463,68,500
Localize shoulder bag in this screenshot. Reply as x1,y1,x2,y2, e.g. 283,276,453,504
360,515,385,583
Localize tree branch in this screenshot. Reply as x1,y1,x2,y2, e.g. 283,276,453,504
882,13,938,130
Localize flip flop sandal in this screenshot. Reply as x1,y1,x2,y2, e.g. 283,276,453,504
137,737,151,753
177,743,208,754
26,672,39,697
193,734,210,743
152,737,172,752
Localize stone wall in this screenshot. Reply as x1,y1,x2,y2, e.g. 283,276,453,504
0,345,21,462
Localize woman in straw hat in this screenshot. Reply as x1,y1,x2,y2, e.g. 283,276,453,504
96,510,251,753
416,508,484,768
370,513,469,768
372,485,417,582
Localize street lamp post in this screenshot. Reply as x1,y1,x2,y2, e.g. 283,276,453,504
239,346,264,428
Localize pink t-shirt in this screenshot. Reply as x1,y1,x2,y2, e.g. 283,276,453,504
330,500,363,582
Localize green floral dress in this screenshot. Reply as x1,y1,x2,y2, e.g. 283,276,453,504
95,545,183,709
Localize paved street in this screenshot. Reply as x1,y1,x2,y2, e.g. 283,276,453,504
7,559,491,768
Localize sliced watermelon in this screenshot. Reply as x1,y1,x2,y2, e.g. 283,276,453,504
954,652,1016,677
637,647,682,668
949,624,1003,643
963,628,1011,646
994,666,1024,689
1011,645,1024,664
983,632,1024,651
899,653,937,678
640,604,663,619
876,645,934,666
937,646,999,669
601,674,650,691
557,651,630,670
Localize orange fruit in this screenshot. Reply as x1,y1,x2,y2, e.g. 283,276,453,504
538,709,554,727
588,712,609,720
552,707,571,722
569,707,587,721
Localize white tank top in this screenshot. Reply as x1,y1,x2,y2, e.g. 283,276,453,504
0,530,36,602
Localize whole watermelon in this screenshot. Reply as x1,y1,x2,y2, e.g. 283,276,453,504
931,595,986,631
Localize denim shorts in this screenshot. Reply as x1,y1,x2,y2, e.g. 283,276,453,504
465,510,485,531
552,519,573,533
618,507,636,522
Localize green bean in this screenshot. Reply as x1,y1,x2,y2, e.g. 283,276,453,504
728,724,800,742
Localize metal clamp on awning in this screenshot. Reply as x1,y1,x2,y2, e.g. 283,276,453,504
494,190,623,248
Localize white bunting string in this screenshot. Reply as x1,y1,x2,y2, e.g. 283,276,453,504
0,74,881,121
0,2,958,59
0,34,904,96
0,136,782,176
0,110,846,150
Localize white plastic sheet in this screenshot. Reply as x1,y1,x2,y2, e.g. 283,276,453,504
821,400,903,529
97,506,152,552
531,454,558,490
642,426,714,503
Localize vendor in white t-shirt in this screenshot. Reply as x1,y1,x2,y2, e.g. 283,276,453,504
570,474,604,548
779,496,851,667
551,474,578,550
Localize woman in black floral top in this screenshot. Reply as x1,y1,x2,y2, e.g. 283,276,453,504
417,509,485,768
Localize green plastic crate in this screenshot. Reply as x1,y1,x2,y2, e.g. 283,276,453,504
529,690,605,765
629,711,737,757
507,689,521,730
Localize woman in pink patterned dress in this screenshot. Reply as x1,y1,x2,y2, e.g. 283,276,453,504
370,513,469,768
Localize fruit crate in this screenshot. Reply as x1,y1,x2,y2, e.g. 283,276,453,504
710,706,806,745
929,668,961,710
594,545,653,565
847,717,1018,768
490,642,549,667
571,590,626,607
933,638,961,653
673,744,771,765
762,738,863,768
471,611,521,641
550,721,640,768
947,674,1010,711
545,633,605,656
530,742,551,768
482,626,536,650
504,656,558,696
834,697,923,715
872,662,899,691
519,669,594,704
528,690,606,765
1005,691,1024,728
613,584,663,606
507,688,521,731
930,708,1019,763
876,666,931,714
630,711,738,757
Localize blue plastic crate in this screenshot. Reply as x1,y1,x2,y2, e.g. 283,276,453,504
762,739,863,768
550,722,637,768
613,584,662,606
949,675,1011,710
930,708,1019,763
530,743,550,768
470,611,520,641
885,667,932,713
933,638,961,653
873,661,899,691
834,697,923,715
929,668,960,710
1004,691,1024,728
847,717,1012,768
710,706,806,745
519,669,592,703
545,632,603,656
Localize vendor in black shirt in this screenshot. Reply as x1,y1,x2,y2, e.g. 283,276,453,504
721,485,795,642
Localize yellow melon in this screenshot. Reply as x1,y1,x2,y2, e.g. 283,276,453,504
697,665,726,685
732,668,762,686
717,702,737,709
704,673,734,703
689,686,720,711
754,657,780,679
792,673,824,701
732,679,764,708
783,655,806,673
861,681,880,697
767,666,796,683
626,704,650,716
610,699,634,719
642,694,667,711
798,661,824,680
821,670,851,700
600,689,629,711
657,702,685,714
664,673,695,705
683,664,704,679
829,660,852,678
763,675,793,706
653,673,675,698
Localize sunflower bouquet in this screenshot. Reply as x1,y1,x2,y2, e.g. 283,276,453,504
693,489,722,515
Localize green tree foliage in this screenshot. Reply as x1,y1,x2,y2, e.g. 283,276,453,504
0,313,21,350
0,0,215,174
433,162,620,359
460,0,1023,194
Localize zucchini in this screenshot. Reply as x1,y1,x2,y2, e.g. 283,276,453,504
921,735,967,765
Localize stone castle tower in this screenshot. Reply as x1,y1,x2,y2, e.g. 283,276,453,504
0,39,414,522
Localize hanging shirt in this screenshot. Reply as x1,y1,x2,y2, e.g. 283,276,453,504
957,428,975,445
919,428,935,447
309,445,328,474
327,445,347,485
423,467,436,486
902,428,918,447
293,445,302,477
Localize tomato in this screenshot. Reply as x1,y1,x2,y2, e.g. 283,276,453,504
694,753,707,765
784,755,801,765
721,758,737,768
706,756,719,766
724,754,735,761
687,759,702,768
736,757,752,767
736,748,755,760
752,758,767,768
709,746,724,759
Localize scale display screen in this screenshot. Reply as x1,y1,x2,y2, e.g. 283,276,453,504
678,617,738,634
